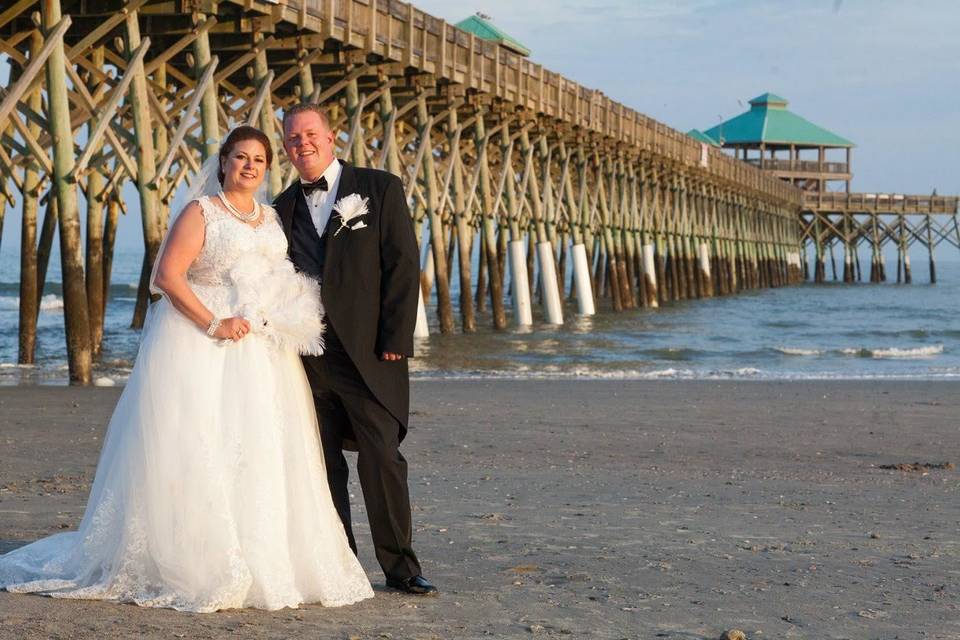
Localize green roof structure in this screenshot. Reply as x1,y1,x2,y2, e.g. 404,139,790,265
704,93,854,148
686,129,720,147
455,13,531,57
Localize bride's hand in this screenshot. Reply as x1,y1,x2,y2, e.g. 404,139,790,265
215,317,252,341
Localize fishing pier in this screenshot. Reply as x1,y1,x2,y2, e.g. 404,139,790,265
0,1,954,383
699,93,959,285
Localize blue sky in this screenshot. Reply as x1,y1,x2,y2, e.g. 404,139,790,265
1,0,957,251
418,0,959,195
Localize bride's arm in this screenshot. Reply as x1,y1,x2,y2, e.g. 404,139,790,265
152,202,250,340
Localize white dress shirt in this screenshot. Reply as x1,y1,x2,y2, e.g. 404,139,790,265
301,158,342,237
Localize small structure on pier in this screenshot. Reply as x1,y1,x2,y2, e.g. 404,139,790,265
454,13,531,57
686,129,720,147
702,93,958,284
704,93,853,193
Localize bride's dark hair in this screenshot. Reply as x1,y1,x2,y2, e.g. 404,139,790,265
217,126,273,186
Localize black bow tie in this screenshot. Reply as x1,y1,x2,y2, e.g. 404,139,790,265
301,176,328,196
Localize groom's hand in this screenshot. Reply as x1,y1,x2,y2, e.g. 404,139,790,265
380,352,404,361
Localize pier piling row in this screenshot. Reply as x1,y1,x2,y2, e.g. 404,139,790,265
800,193,959,285
0,0,944,384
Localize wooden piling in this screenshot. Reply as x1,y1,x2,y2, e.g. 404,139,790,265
638,165,659,308
926,214,936,284
17,28,42,364
447,109,475,332
614,158,636,309
596,156,622,312
539,136,565,306
472,110,507,329
519,127,563,323
42,0,91,383
84,50,106,354
628,171,643,307
252,31,284,197
123,11,160,331
192,14,219,161
416,92,454,333
559,141,595,315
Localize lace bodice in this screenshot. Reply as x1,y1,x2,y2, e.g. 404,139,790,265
182,196,324,356
186,196,287,319
188,195,287,288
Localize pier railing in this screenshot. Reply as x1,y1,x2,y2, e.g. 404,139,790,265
803,192,959,214
745,159,849,175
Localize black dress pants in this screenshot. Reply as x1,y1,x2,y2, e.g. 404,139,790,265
302,326,421,581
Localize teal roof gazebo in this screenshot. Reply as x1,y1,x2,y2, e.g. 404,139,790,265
704,93,853,148
686,129,720,147
455,13,531,57
703,93,855,192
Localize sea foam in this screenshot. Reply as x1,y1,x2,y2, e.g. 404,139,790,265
0,294,64,312
775,346,823,356
840,345,943,359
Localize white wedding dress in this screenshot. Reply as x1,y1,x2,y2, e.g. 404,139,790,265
0,196,374,612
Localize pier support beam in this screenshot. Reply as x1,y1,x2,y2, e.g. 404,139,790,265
253,29,284,198
192,14,220,161
519,128,562,324
17,29,43,365
85,45,106,354
447,108,475,332
124,11,161,331
42,1,91,383
559,142,594,315
416,92,454,333
500,121,532,326
473,110,507,329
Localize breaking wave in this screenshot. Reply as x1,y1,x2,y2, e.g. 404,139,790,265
775,346,823,356
0,294,64,312
840,345,944,359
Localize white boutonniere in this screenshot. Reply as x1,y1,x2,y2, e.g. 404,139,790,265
332,193,370,236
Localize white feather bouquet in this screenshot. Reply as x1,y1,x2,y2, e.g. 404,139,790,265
229,253,325,356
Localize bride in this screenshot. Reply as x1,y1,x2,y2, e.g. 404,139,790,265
0,126,374,612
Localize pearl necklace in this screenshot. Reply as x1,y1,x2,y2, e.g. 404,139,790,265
218,190,260,223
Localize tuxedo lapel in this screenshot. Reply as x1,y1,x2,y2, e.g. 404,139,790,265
323,160,357,284
276,182,299,240
331,159,356,204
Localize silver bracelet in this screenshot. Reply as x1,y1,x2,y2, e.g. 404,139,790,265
206,317,222,337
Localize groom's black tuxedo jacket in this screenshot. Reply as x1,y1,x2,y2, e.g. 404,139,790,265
275,160,420,433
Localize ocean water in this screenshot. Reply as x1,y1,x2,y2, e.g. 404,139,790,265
1,248,960,384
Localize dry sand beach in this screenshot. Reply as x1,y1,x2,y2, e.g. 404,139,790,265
0,380,957,639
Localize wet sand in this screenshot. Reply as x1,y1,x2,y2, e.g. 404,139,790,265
0,380,958,639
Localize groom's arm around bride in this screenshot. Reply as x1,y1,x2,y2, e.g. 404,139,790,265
275,103,437,596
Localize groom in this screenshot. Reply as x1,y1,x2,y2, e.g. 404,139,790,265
276,104,436,596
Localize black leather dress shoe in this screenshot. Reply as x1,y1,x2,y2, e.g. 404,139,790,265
385,575,439,595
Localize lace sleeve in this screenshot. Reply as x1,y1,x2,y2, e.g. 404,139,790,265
259,203,280,227
195,196,220,224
